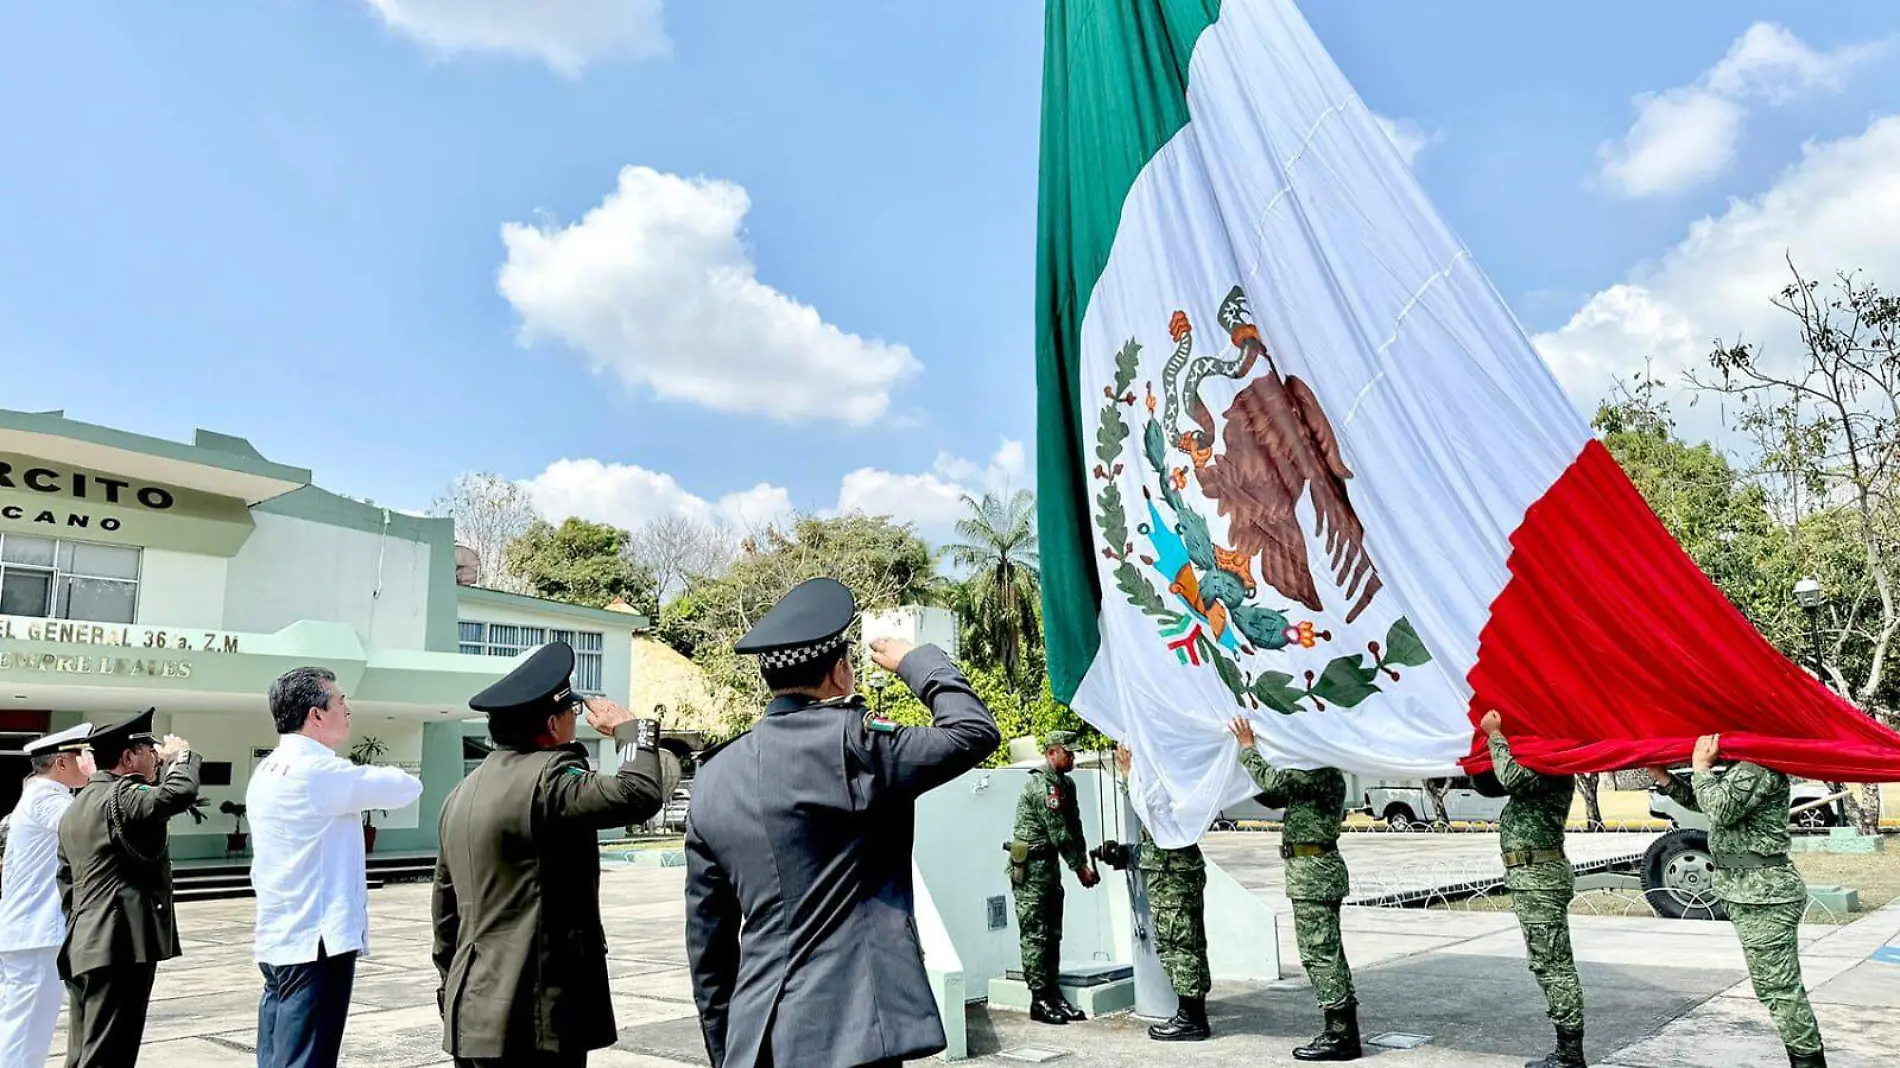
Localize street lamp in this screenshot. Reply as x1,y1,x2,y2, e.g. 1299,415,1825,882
1794,576,1828,687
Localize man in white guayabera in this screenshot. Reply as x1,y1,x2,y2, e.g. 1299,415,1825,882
0,722,94,1067
248,666,424,1068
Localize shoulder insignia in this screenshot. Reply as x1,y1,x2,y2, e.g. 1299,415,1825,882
862,709,899,734
564,766,590,777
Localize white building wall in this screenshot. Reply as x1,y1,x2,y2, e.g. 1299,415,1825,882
135,548,230,629
456,599,635,705
223,512,433,651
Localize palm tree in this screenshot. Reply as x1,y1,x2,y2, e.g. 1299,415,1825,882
945,489,1042,688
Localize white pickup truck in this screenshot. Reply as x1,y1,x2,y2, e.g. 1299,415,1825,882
1638,769,1840,920
1209,774,1506,831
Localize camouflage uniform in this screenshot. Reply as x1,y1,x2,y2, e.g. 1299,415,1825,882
1012,765,1090,992
1660,764,1823,1058
1137,826,1211,998
1489,734,1585,1032
1238,751,1353,1009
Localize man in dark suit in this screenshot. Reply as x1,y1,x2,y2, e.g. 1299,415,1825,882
56,709,202,1068
432,641,665,1068
685,577,1002,1068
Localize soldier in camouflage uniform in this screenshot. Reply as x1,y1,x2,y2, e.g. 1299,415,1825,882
1113,745,1212,1041
1481,712,1587,1068
1010,730,1099,1026
1231,717,1361,1062
1650,737,1826,1068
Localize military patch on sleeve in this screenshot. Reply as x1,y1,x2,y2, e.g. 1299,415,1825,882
1046,786,1062,810
862,710,899,734
564,766,590,778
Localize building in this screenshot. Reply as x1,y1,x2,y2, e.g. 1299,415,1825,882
0,407,648,859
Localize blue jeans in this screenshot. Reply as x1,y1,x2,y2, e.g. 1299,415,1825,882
256,948,357,1068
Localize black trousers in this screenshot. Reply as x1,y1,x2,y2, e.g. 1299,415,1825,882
257,949,359,1068
64,963,158,1068
453,1056,585,1068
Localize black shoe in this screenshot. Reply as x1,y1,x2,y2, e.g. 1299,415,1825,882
1292,1004,1363,1061
1526,1027,1586,1067
1029,994,1068,1026
1055,993,1087,1022
1147,995,1211,1041
1787,1049,1826,1068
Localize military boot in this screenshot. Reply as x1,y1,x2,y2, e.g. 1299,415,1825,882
1291,1003,1363,1061
1054,991,1087,1022
1526,1027,1586,1067
1147,995,1211,1041
1786,1049,1826,1068
1029,991,1068,1025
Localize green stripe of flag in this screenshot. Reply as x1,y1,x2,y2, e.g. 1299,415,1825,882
1035,0,1222,702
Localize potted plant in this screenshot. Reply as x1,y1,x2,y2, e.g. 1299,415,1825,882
349,737,389,852
219,801,249,855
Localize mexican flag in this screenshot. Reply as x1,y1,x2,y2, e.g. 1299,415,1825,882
1035,0,1900,846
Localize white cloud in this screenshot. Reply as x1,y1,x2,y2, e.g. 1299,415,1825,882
364,0,668,76
837,439,1030,537
521,458,792,534
498,166,920,425
516,437,1028,545
1538,113,1900,413
1372,112,1438,166
1597,22,1881,198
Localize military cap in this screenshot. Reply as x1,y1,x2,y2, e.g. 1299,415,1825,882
735,577,856,671
1043,730,1080,750
89,708,156,763
24,722,94,757
469,641,582,720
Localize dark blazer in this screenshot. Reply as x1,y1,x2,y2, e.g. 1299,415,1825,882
56,753,203,978
431,723,663,1060
684,645,1001,1068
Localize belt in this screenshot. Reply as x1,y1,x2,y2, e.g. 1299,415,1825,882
1280,842,1339,860
1713,851,1790,871
1502,849,1567,869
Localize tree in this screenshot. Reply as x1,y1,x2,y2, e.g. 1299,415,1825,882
1573,774,1605,831
944,489,1043,690
626,514,739,603
430,473,537,593
668,513,943,731
1683,262,1900,834
505,517,660,616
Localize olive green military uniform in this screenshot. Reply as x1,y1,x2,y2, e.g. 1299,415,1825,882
1489,735,1585,1033
57,752,203,1068
1238,751,1353,1008
1137,825,1210,998
1659,765,1823,1059
432,721,663,1067
1011,766,1090,993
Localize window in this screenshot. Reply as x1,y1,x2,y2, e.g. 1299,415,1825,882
457,620,605,695
553,629,605,694
0,534,139,624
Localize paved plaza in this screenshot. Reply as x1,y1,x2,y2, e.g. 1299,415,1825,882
40,832,1900,1067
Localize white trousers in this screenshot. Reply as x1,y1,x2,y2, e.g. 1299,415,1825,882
0,947,62,1068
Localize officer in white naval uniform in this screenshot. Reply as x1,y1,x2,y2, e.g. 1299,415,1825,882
0,723,94,1066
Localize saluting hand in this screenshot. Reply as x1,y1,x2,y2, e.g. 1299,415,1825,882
156,734,190,762
1478,711,1503,738
1692,734,1721,773
869,638,915,673
581,696,634,735
1113,744,1132,776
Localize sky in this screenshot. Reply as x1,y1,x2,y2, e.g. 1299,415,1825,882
3,1,1899,546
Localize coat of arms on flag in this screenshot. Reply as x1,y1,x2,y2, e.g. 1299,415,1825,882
1091,284,1432,715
